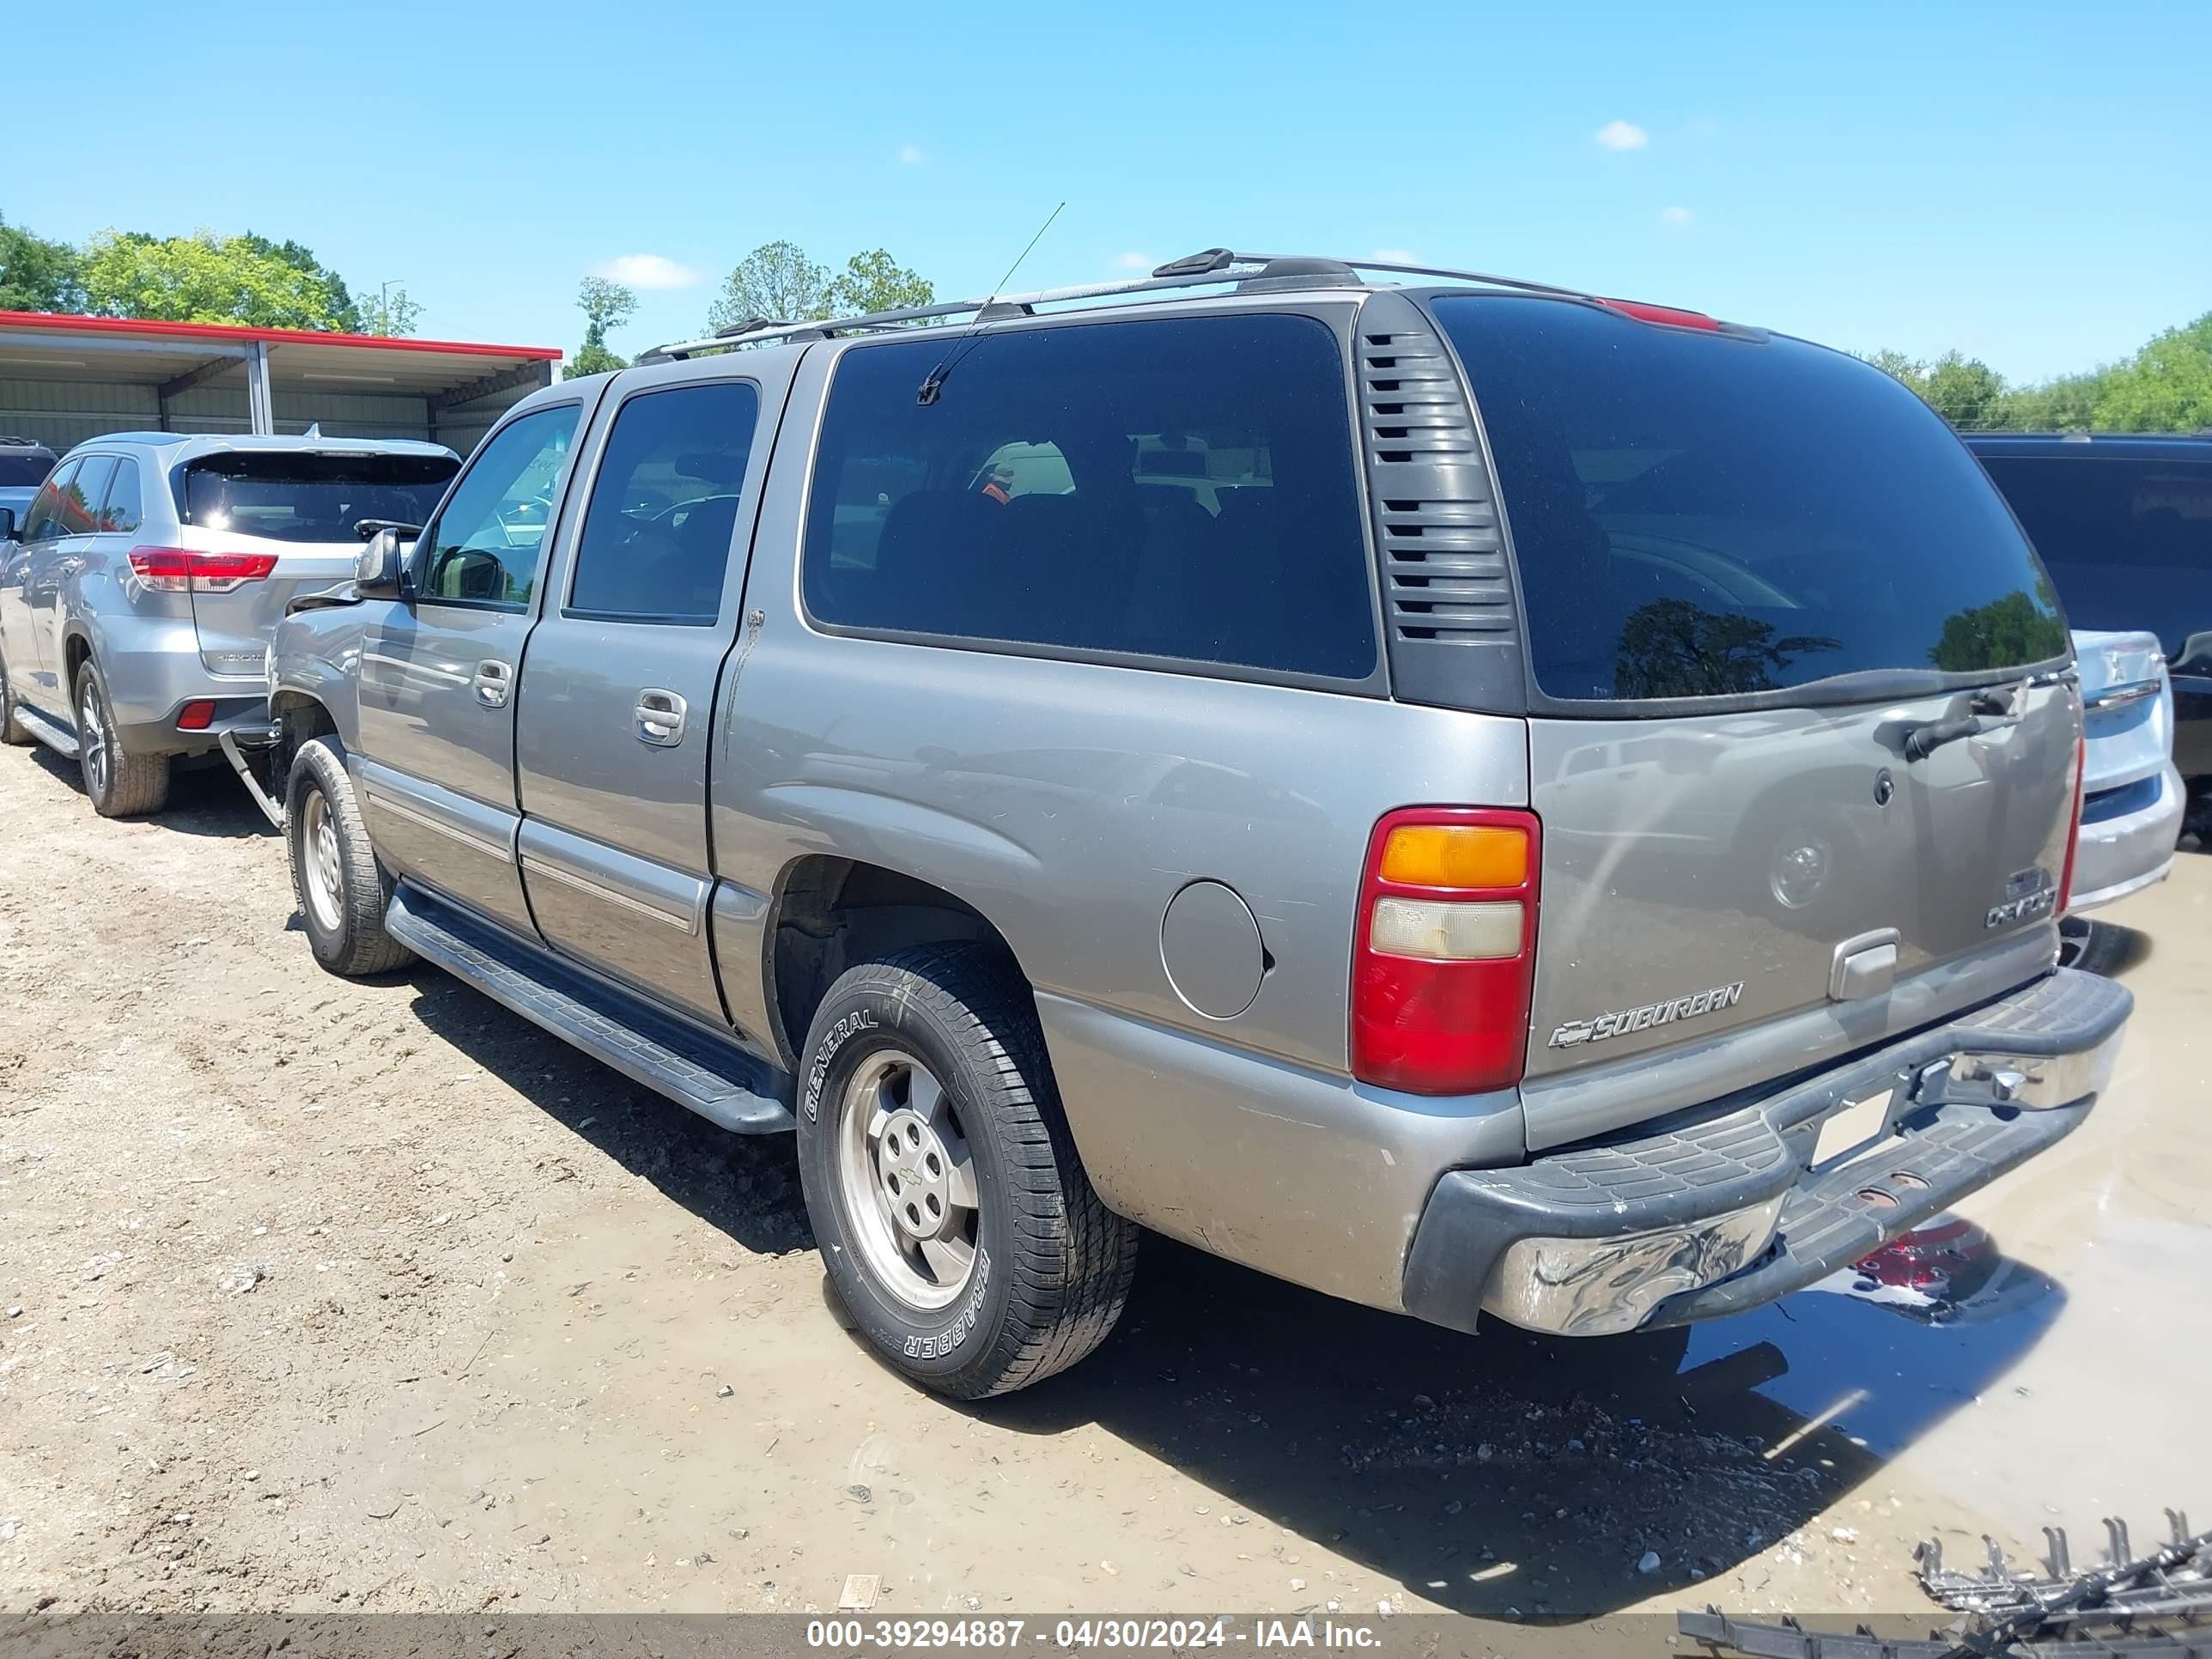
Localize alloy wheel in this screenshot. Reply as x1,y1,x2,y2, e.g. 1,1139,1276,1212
833,1050,981,1310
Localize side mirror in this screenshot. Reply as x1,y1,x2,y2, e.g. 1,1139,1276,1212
355,526,413,599
0,507,16,541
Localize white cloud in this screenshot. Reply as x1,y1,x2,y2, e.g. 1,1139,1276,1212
1594,119,1650,152
1115,251,1153,270
1369,248,1419,264
592,253,699,290
899,143,926,165
1659,205,1693,229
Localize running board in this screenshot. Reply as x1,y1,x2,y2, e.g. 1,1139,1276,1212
14,700,79,759
386,884,796,1134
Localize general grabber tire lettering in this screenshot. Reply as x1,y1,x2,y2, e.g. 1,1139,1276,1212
285,736,414,977
73,657,168,817
795,943,1139,1399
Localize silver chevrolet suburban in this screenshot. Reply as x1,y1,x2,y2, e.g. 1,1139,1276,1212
0,434,457,816
261,252,2130,1399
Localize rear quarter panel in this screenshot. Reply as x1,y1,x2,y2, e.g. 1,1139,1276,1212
707,339,1532,1305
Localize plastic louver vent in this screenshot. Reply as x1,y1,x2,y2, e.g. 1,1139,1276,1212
1354,291,1527,713
1361,327,1510,643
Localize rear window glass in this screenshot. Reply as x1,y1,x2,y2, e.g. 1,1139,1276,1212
800,313,1376,680
0,450,52,488
176,452,459,544
1434,296,2067,702
1975,454,2212,662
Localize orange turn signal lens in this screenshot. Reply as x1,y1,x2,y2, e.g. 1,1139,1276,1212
1378,823,1528,890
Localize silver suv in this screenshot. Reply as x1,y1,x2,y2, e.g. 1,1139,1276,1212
263,252,2130,1399
0,434,457,816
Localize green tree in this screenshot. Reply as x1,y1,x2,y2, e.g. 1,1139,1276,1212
1928,585,2068,672
827,248,934,317
2004,371,2104,432
356,283,423,337
239,233,361,330
2093,312,2212,433
80,230,358,330
1613,599,1841,698
0,214,87,312
563,276,637,379
706,240,830,332
1920,352,2009,428
1861,348,1925,386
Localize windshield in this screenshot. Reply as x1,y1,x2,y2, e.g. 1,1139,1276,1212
0,451,54,488
177,452,459,544
1433,295,2068,703
1975,453,2212,664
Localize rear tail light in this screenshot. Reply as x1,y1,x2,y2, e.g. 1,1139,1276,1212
128,546,278,592
1352,808,1540,1095
175,700,216,732
2057,728,2087,916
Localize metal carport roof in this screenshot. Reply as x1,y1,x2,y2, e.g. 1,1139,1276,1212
0,312,562,455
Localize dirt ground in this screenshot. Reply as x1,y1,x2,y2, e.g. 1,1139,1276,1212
3,746,2206,1624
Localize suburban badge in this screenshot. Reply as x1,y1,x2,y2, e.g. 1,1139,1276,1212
1548,981,1747,1049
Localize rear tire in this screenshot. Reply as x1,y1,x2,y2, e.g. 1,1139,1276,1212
796,944,1139,1399
2057,915,2130,977
73,658,169,817
0,651,32,746
285,736,413,976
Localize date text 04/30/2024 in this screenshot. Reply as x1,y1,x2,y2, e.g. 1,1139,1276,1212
804,1617,1388,1650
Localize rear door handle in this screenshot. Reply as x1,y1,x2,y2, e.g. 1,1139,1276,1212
472,659,512,708
635,688,687,746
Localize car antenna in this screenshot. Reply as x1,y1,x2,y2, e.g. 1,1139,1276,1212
917,200,1065,406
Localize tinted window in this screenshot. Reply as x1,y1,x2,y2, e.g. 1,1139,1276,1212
98,458,143,535
59,457,116,534
414,406,580,608
1434,296,2067,702
568,381,759,623
1977,454,2212,662
179,452,459,545
0,449,52,488
20,462,75,543
801,314,1376,679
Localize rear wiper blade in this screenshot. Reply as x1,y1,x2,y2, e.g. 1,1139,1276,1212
1901,686,2024,762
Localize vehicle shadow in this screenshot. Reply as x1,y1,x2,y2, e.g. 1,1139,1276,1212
398,969,811,1259
23,744,276,838
969,1230,2063,1620
386,961,2066,1620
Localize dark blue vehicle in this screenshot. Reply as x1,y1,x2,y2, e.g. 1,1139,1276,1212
1968,432,2212,791
0,436,58,529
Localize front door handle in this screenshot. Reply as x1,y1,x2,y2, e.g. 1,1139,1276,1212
472,658,512,708
635,688,687,746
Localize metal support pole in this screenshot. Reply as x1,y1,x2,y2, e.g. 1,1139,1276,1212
246,341,275,434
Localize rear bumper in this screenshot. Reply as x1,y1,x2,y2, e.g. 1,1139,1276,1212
2068,761,2185,912
1401,967,2130,1339
114,697,276,758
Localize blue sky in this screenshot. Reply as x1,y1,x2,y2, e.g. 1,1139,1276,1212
9,1,2205,382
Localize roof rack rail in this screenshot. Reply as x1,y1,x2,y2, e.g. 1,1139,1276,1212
641,250,1599,360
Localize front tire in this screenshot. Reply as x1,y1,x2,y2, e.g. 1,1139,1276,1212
73,658,169,817
796,944,1139,1399
285,736,413,976
0,651,33,746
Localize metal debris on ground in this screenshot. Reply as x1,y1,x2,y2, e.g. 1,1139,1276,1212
1680,1507,2212,1658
